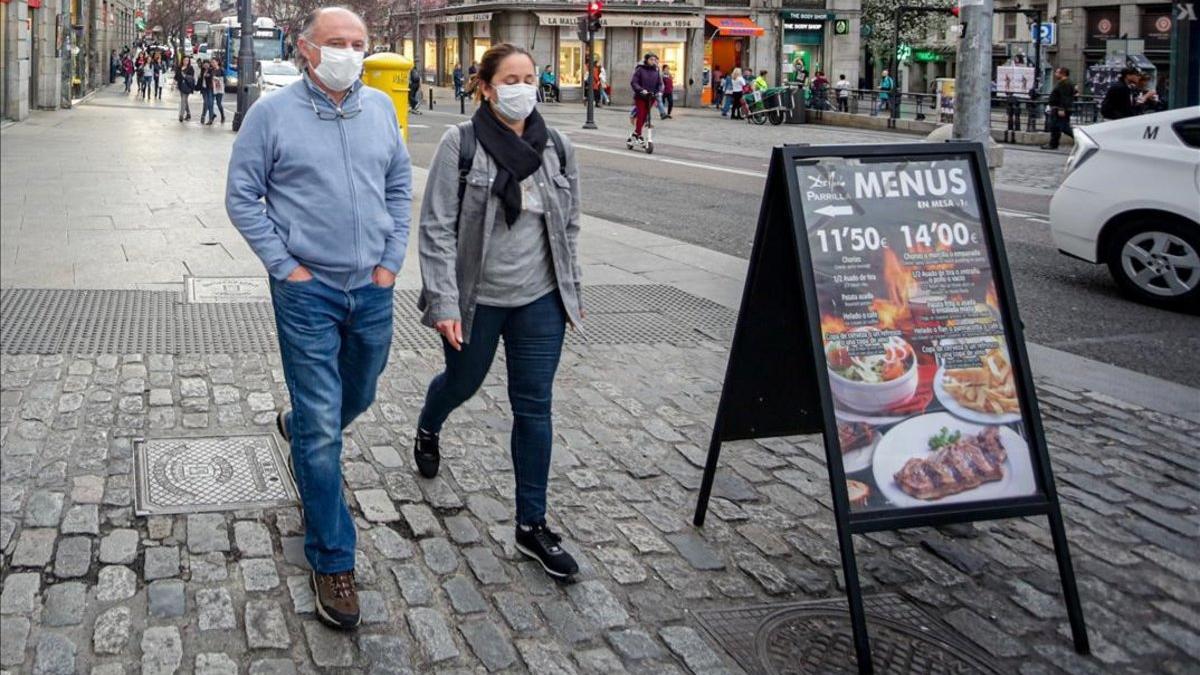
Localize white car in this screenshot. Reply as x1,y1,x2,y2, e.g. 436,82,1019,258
1049,108,1200,311
258,60,301,96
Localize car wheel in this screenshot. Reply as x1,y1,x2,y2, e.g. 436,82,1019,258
1105,218,1200,312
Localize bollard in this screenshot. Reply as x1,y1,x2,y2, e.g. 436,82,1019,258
362,52,413,143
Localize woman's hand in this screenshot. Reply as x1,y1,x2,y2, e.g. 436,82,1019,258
435,320,464,351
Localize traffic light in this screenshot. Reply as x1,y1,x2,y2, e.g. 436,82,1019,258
587,0,603,33
576,16,589,42
949,5,960,17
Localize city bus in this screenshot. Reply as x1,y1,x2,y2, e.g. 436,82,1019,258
208,16,286,89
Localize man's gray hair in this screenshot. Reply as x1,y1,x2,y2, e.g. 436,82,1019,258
295,6,366,69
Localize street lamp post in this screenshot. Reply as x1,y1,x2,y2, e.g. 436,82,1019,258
231,0,255,131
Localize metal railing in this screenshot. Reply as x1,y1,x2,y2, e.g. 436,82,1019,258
792,86,1101,141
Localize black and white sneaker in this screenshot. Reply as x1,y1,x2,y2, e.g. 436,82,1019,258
276,410,291,443
276,410,296,482
515,522,579,579
413,428,441,479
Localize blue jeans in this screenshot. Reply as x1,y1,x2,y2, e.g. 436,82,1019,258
271,277,394,573
213,93,224,121
201,90,214,120
419,291,566,526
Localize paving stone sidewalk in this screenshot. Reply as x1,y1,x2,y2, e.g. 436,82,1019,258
1,340,1197,674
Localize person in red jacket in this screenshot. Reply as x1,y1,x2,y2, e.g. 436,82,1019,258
661,65,674,119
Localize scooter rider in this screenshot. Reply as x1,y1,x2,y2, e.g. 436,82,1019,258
629,53,662,143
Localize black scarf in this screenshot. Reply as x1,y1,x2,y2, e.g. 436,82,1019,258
472,103,548,226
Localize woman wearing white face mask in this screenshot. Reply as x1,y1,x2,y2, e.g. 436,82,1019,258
415,43,584,580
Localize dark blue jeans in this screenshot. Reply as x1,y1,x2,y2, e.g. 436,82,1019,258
271,277,394,573
419,291,566,526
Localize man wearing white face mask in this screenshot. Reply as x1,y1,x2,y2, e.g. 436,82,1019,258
225,6,412,630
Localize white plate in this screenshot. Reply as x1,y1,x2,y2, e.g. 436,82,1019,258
830,406,908,427
835,421,880,474
933,365,1023,425
871,412,1037,508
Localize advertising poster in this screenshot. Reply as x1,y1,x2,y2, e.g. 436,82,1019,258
795,157,1041,513
996,65,1035,95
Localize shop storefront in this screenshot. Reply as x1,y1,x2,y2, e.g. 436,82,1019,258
1139,4,1172,91
425,6,702,105
705,16,763,76
781,11,830,82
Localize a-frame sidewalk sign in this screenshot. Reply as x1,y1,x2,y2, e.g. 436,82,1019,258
693,142,1089,673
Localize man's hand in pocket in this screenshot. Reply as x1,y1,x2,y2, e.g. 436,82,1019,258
373,266,396,288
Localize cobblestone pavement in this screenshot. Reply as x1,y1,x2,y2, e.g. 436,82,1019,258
1,341,1197,673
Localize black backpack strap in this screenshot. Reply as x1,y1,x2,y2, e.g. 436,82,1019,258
456,121,476,207
547,127,568,178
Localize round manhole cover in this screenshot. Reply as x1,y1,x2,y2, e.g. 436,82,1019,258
757,610,1001,674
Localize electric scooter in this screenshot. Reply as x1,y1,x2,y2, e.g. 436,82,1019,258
626,111,654,154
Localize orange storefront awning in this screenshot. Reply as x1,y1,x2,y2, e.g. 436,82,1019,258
707,16,764,37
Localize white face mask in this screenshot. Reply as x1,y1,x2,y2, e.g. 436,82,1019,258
311,45,364,91
493,83,538,121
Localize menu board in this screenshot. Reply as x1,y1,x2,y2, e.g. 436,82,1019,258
795,157,1041,514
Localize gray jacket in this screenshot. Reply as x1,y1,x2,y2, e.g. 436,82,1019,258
418,125,583,342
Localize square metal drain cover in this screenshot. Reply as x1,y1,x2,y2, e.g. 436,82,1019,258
134,435,299,516
186,276,271,303
693,593,1003,674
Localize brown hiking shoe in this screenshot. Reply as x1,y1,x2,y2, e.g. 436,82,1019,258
310,570,361,630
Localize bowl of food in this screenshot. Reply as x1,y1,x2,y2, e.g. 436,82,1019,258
826,331,918,413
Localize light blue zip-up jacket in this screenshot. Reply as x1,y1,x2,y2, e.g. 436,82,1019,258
225,76,412,290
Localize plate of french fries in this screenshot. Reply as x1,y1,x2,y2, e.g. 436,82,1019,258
933,342,1023,424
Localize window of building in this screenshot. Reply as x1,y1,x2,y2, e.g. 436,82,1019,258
443,37,460,78
423,39,436,79
1002,13,1017,41
641,28,686,86
557,26,604,87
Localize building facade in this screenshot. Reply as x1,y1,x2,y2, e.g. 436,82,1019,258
2,0,138,121
414,0,862,107
1057,0,1174,93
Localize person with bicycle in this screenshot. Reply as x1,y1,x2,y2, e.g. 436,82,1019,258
630,52,662,143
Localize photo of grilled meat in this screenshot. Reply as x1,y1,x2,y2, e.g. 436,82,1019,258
837,420,878,454
893,427,1008,500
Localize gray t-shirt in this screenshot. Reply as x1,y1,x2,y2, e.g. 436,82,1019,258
475,176,557,307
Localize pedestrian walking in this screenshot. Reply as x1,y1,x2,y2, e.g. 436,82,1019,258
810,71,830,110
415,42,582,580
599,62,611,106
1041,67,1075,149
1100,67,1142,120
835,73,851,112
409,65,423,115
873,69,894,116
154,54,164,99
540,65,560,102
175,57,196,122
661,65,674,118
729,67,746,120
110,50,120,83
140,57,155,100
210,58,226,123
134,55,146,97
720,71,734,117
197,60,215,124
712,65,724,109
453,62,464,100
630,52,662,140
226,6,412,631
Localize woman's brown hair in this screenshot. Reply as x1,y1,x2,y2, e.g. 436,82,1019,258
473,42,535,102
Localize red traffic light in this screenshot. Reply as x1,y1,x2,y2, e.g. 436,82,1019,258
949,5,959,16
588,0,603,16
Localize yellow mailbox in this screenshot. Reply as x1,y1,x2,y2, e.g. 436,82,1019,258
362,52,413,143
